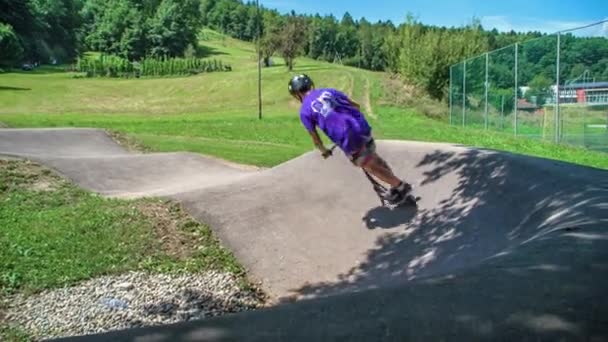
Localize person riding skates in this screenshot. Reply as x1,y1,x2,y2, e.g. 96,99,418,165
288,74,413,205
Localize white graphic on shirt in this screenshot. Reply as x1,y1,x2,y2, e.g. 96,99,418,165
310,91,336,118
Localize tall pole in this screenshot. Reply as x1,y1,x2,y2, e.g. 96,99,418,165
462,61,466,127
449,65,453,125
555,33,561,143
501,95,505,130
257,0,262,120
484,52,489,130
514,43,518,136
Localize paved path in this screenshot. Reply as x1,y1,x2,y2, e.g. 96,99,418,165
1,128,606,341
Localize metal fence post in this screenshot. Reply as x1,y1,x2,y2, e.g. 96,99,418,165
555,32,561,143
256,0,262,120
462,61,466,127
485,52,489,130
514,43,518,136
501,95,505,130
449,64,453,125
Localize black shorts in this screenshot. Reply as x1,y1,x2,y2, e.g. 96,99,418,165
348,136,376,167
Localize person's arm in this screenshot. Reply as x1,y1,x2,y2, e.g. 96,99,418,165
308,129,331,158
301,109,331,158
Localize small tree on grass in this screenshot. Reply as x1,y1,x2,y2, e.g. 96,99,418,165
258,11,283,67
278,15,308,71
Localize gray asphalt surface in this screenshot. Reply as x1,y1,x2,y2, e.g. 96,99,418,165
1,128,606,341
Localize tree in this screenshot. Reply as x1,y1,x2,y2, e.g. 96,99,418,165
525,74,552,105
369,32,386,70
307,14,337,61
199,0,217,26
259,10,282,67
0,0,43,42
244,5,259,41
340,12,355,27
0,23,23,66
118,10,147,60
229,4,248,39
146,0,201,58
335,24,358,59
85,0,144,58
278,15,307,71
205,0,238,34
384,14,488,99
0,0,46,61
31,0,84,62
357,18,373,68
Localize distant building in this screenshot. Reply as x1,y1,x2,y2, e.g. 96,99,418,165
550,81,608,106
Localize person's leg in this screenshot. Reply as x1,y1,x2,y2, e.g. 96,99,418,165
350,139,412,202
360,154,401,187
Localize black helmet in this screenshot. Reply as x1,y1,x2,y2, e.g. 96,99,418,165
288,74,314,96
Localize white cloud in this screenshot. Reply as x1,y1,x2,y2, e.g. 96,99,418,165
481,16,608,37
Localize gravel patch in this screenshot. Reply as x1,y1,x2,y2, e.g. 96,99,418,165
4,271,265,340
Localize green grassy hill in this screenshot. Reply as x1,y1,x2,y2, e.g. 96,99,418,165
0,29,606,169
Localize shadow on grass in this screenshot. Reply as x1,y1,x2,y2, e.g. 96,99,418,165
8,66,67,75
0,86,31,91
197,45,228,58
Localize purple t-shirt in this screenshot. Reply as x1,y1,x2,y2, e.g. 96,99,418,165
299,88,371,154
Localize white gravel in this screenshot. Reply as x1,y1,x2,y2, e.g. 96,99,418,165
3,271,264,340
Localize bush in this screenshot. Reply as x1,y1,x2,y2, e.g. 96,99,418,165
74,54,231,78
343,56,362,68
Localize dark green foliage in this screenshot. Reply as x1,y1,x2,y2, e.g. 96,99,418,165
75,54,230,78
83,0,201,60
84,0,148,60
277,15,308,71
1,0,203,65
525,74,553,105
146,0,201,58
0,0,81,65
0,23,23,66
385,16,489,99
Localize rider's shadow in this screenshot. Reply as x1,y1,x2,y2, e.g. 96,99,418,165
362,205,418,230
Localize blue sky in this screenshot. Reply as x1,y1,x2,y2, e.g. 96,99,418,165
260,0,608,34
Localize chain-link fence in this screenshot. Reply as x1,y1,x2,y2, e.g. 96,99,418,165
449,20,608,153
